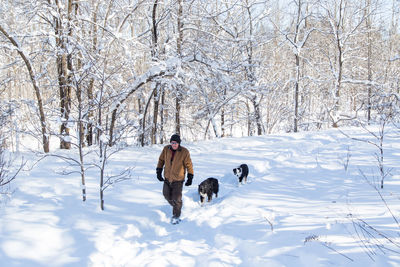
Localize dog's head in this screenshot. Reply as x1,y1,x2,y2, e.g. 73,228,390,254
198,183,206,194
199,181,212,194
233,167,242,177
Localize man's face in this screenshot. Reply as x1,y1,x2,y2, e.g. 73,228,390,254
170,141,179,149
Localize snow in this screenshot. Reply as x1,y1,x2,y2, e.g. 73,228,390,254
1,126,400,266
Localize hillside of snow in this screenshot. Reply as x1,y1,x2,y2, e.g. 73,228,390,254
1,126,400,266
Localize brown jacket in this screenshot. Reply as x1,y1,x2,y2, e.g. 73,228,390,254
157,145,193,182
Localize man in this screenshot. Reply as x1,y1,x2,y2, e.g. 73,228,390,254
156,134,194,224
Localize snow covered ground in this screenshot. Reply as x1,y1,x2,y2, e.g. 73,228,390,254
1,126,400,266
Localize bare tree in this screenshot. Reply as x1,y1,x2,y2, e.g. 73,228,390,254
53,0,75,149
278,0,315,132
175,0,184,135
341,94,397,189
319,0,371,127
0,25,50,153
242,0,266,136
151,0,161,145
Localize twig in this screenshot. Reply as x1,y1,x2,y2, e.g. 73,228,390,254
304,234,354,262
359,169,400,228
320,242,354,262
264,216,274,232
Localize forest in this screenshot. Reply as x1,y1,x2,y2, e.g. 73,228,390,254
1,2,400,265
0,0,399,153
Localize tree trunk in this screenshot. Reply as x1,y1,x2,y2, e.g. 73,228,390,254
366,0,372,123
86,80,95,146
98,119,108,210
332,0,344,128
294,54,300,132
56,0,74,149
138,98,143,145
221,88,227,137
151,0,159,60
141,88,156,147
175,0,183,135
100,170,104,209
221,107,225,138
332,37,343,128
58,54,72,149
246,101,251,136
151,0,160,144
152,85,160,144
77,78,87,201
293,1,301,133
160,90,165,144
175,94,181,135
252,96,263,135
86,0,99,146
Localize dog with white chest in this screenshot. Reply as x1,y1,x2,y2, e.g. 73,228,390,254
233,164,249,184
198,178,219,205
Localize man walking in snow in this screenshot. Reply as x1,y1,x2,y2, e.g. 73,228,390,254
156,134,194,224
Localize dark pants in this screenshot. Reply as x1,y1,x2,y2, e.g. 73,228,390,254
163,180,183,218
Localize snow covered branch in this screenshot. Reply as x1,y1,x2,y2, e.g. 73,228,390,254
108,59,178,146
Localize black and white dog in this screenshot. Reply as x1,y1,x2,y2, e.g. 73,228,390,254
233,164,249,184
198,178,219,205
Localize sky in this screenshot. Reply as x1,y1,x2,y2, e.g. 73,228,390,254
0,125,400,266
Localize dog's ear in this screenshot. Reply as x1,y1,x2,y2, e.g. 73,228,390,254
233,168,236,174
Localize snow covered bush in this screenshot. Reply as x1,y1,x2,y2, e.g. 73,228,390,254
0,102,24,199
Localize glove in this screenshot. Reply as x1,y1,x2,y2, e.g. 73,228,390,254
185,173,193,186
156,168,164,182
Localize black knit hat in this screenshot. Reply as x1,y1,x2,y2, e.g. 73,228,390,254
170,134,181,144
